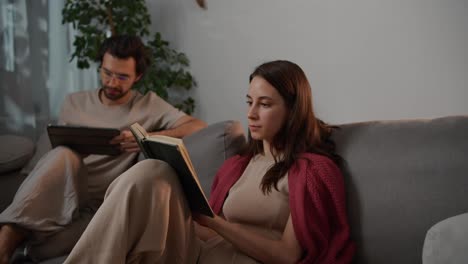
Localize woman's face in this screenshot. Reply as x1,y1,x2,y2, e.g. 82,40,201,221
247,76,287,144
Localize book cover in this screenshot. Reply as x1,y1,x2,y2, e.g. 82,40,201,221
47,124,121,156
129,123,214,217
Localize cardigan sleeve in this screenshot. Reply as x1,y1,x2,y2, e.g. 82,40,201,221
289,154,355,264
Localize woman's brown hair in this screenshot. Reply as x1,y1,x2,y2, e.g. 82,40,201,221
245,60,341,194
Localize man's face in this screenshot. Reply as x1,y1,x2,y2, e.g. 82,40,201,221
99,52,141,104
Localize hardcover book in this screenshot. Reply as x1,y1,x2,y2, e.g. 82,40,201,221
47,124,121,156
129,122,214,217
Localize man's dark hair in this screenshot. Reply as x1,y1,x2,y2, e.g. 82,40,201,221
97,35,151,76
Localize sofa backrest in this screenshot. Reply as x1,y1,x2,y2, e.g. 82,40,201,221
333,116,468,264
184,120,246,197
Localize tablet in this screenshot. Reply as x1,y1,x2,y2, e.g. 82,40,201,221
47,124,122,156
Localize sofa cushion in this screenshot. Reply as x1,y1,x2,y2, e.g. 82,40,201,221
332,115,468,264
0,135,34,174
422,212,468,264
183,120,246,197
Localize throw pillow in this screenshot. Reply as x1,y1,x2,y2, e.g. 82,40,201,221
422,212,468,264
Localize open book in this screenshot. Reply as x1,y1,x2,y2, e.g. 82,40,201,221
129,123,214,217
47,124,121,156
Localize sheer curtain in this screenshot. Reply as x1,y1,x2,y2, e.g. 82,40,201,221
48,1,99,123
0,0,98,139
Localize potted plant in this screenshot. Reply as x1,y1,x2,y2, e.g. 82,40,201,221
62,0,196,114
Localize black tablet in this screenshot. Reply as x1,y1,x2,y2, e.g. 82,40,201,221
47,124,122,156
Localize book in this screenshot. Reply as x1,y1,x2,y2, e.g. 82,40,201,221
129,122,214,217
47,124,121,156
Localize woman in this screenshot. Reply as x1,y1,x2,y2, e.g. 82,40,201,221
65,60,355,263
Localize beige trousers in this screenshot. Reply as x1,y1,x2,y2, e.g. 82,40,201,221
0,147,92,260
64,159,201,264
0,145,139,261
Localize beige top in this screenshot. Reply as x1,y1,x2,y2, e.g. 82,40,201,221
59,88,184,131
59,88,186,207
223,154,290,233
199,154,290,263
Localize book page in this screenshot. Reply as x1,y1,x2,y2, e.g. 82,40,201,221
148,135,183,145
129,123,148,140
178,145,198,178
129,123,151,158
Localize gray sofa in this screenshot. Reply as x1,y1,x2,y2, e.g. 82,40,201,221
1,116,467,264
333,115,468,264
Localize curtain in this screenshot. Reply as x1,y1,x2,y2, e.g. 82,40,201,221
48,1,99,123
0,0,98,139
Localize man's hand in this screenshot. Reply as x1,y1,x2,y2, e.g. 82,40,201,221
110,130,140,153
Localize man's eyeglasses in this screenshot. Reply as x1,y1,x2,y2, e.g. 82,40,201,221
100,67,131,83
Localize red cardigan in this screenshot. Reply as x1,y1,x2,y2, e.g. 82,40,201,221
209,153,355,264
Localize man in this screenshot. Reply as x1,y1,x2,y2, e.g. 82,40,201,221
0,35,206,263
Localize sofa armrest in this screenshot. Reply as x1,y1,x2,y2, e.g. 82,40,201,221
0,134,35,211
423,212,468,264
20,131,52,175
0,169,28,212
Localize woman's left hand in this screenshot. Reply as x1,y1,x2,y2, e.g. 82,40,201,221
193,213,221,229
193,213,220,241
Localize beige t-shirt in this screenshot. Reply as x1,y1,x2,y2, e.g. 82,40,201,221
199,154,290,263
59,88,184,131
59,88,186,207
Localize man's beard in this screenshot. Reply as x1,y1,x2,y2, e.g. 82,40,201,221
101,85,130,101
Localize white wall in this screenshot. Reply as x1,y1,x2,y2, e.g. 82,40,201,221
147,0,468,125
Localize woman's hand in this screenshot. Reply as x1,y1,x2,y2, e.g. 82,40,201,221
193,213,220,228
193,214,220,241
194,213,302,264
